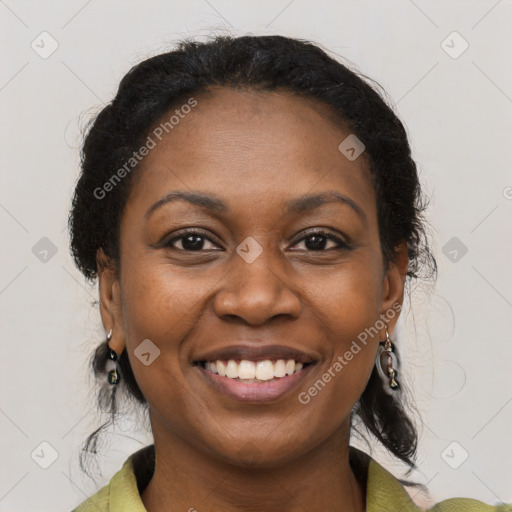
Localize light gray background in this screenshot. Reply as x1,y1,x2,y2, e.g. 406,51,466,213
1,1,511,510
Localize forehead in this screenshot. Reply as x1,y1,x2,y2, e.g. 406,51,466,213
126,86,376,223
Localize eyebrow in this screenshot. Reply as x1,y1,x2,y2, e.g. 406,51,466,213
145,190,367,223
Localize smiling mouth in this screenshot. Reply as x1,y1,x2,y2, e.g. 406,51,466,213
194,358,315,382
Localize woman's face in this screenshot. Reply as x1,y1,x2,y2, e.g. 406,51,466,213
99,86,407,467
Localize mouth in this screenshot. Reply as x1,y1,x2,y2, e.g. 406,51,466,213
191,346,318,402
193,358,315,382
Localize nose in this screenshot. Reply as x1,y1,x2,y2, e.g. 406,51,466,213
212,249,301,326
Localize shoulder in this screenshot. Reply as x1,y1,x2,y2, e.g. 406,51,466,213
70,445,154,512
364,453,512,512
70,482,110,512
427,498,512,512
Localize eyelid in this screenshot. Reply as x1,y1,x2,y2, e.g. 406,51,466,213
290,227,350,248
164,227,351,251
165,228,222,249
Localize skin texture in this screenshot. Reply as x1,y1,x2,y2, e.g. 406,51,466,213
97,86,408,512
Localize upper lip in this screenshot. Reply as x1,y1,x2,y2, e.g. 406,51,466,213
193,344,317,364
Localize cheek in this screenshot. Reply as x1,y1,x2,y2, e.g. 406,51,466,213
118,261,210,426
293,267,382,437
117,256,200,392
120,258,209,350
300,253,383,392
303,251,384,341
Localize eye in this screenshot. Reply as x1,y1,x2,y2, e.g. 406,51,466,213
165,229,220,251
291,229,350,251
164,228,350,252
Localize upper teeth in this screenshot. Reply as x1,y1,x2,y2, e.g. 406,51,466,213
204,359,304,381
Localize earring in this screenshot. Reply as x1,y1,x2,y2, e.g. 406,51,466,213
375,324,399,395
106,329,120,385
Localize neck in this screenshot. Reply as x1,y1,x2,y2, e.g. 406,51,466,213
140,419,366,512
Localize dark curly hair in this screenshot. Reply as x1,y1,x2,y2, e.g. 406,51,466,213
68,34,437,482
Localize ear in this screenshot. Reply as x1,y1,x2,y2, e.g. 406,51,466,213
379,241,408,334
97,248,125,355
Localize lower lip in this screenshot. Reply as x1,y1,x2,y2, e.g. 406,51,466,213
195,363,316,402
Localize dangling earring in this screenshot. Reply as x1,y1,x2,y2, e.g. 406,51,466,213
376,324,399,395
106,329,120,385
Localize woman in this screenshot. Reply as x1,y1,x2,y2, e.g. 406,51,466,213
69,34,509,511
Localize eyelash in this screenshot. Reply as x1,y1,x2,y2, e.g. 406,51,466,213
165,228,350,252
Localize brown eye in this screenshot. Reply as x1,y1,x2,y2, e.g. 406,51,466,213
166,230,219,251
292,230,350,251
164,228,350,253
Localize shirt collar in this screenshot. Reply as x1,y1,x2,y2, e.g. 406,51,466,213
108,452,147,512
366,457,421,512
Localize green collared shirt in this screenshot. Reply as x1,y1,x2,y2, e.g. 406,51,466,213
72,445,511,512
